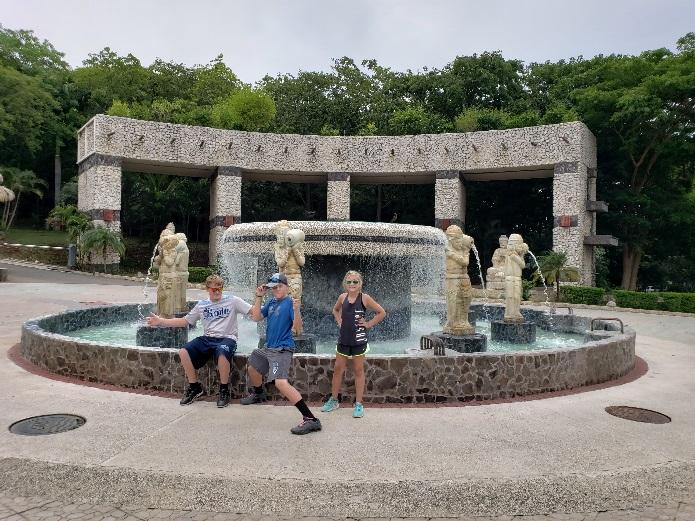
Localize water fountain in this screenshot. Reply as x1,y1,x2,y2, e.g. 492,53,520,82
19,221,636,402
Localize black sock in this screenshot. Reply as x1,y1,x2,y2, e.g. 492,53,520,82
219,383,229,392
189,382,201,391
253,386,264,394
294,399,316,420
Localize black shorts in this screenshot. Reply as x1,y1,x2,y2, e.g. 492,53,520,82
336,343,369,358
183,336,237,369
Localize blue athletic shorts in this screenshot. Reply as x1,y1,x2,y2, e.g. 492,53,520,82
183,336,237,369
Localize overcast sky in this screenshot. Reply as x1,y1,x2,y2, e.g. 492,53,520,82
4,0,694,83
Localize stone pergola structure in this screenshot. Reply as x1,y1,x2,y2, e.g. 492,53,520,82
77,114,615,285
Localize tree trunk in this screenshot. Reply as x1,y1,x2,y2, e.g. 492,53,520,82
7,192,21,230
54,138,62,206
621,244,642,290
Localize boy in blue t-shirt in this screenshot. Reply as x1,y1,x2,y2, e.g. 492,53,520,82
243,272,322,435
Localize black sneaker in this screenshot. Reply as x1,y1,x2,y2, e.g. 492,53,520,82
180,385,204,405
217,388,230,408
240,390,267,405
290,417,322,435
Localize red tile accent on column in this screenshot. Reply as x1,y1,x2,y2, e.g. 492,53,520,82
224,215,235,227
103,209,114,222
559,215,571,228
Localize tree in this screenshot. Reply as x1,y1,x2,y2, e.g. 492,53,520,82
80,226,126,272
0,167,47,230
211,88,276,131
571,43,695,289
532,251,580,301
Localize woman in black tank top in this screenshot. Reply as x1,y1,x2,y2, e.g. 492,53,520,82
320,270,386,418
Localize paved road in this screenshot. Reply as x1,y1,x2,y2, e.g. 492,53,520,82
0,261,142,285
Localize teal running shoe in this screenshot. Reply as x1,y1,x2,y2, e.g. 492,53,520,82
353,402,364,418
320,396,339,412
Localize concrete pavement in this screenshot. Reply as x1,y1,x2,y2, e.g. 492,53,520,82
0,276,694,519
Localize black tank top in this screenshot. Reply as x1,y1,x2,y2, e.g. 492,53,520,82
338,293,367,346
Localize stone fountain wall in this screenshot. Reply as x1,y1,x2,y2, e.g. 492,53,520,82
21,305,635,403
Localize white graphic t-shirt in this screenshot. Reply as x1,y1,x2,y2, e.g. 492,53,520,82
184,294,252,340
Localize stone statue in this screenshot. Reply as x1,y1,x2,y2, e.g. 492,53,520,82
486,235,508,298
274,220,306,335
443,225,475,336
153,223,189,318
503,233,528,323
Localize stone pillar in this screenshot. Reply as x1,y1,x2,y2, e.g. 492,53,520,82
552,161,594,286
327,172,350,221
209,166,242,264
434,171,464,230
77,153,122,270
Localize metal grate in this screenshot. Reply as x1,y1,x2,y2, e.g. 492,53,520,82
9,414,86,436
605,406,671,424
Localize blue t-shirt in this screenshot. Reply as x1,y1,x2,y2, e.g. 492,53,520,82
261,297,295,349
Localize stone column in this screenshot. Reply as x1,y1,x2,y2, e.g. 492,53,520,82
77,153,122,270
552,161,594,286
209,166,242,264
434,170,464,230
327,172,350,221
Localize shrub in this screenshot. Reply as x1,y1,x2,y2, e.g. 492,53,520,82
614,290,695,313
560,286,605,305
188,266,214,283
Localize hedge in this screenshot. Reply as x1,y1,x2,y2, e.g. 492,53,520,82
614,290,695,313
188,266,214,283
560,285,605,305
151,266,214,284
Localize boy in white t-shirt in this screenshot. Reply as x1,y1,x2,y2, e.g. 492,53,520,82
146,274,252,408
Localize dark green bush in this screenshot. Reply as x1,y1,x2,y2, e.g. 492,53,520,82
560,286,605,305
188,266,214,283
614,290,695,313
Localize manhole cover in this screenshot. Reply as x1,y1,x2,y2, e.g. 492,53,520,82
605,406,671,424
9,414,86,436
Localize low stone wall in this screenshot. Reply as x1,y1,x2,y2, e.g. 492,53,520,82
21,304,635,403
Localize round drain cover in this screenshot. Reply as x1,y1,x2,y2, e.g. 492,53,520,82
9,414,86,436
605,406,671,424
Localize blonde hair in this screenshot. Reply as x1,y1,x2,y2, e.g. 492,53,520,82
342,270,363,289
205,274,224,287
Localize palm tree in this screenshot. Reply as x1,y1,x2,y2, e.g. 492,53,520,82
532,251,581,301
80,226,126,273
0,167,48,230
46,205,90,242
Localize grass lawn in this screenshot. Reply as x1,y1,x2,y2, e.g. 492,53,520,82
5,227,69,246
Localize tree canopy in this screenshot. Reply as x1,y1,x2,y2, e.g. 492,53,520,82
1,24,693,290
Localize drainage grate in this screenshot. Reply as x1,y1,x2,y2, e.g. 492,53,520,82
605,406,671,424
9,414,86,436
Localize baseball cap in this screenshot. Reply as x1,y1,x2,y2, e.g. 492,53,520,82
265,273,288,287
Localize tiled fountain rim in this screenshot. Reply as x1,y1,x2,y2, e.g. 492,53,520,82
20,303,636,402
22,302,633,356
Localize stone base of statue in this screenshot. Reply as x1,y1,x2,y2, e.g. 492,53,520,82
431,331,487,353
490,320,536,344
136,325,188,349
258,334,317,354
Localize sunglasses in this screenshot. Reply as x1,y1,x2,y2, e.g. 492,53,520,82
206,286,223,292
345,280,361,285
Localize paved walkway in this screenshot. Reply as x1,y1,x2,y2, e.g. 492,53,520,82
0,272,694,520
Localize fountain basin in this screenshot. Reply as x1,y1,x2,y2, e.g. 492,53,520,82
21,304,635,403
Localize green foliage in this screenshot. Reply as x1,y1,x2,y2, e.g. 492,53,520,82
614,290,695,313
531,251,581,301
211,89,276,131
46,205,90,244
560,286,605,305
0,167,47,230
188,266,214,283
522,279,534,301
80,226,126,272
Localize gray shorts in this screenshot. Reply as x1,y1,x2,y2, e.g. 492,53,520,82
248,347,293,381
